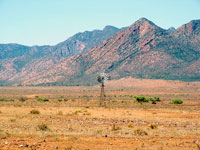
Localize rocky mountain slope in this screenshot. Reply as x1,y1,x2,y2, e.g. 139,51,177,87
0,26,121,85
1,18,200,85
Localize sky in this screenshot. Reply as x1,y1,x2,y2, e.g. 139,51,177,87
0,0,200,46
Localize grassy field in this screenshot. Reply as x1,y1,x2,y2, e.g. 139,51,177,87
0,78,200,150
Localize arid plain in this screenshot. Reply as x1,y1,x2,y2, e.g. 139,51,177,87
0,78,200,150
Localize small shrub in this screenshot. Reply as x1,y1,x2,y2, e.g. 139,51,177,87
111,124,121,131
66,113,74,116
97,130,103,134
146,97,153,101
150,97,160,104
64,98,68,102
73,110,82,115
68,136,78,141
134,129,148,136
112,100,117,103
58,99,62,102
127,123,134,128
55,137,59,140
148,124,158,129
30,109,40,114
19,97,28,102
57,111,63,115
14,104,22,107
154,97,160,101
147,97,156,104
172,99,183,104
10,119,16,122
38,123,48,131
83,112,91,116
36,97,49,102
65,146,72,150
141,142,145,148
80,95,90,98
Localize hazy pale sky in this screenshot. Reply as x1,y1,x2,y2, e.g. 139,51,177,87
0,0,200,46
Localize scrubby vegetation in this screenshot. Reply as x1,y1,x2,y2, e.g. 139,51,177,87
30,109,40,114
37,123,48,131
0,98,14,102
134,96,160,104
19,97,28,102
134,128,148,136
172,99,183,104
0,84,199,150
134,96,149,103
35,96,49,102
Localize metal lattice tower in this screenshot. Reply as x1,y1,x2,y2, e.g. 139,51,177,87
99,82,106,106
97,73,110,107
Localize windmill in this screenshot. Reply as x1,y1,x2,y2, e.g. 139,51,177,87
97,73,110,106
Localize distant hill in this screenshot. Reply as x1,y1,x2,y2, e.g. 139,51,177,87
53,25,121,56
0,18,200,85
0,26,122,85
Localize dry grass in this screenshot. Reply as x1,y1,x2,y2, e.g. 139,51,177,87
30,109,40,114
0,79,199,149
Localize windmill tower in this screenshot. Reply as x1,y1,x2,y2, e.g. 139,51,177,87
97,73,110,106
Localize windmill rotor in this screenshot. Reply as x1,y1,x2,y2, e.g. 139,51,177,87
97,73,110,85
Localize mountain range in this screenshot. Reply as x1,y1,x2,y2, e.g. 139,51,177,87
0,18,200,86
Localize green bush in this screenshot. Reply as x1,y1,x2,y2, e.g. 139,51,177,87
36,97,49,102
134,96,149,103
149,97,160,104
172,99,183,104
134,96,160,104
146,97,153,101
112,100,117,103
154,97,160,101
